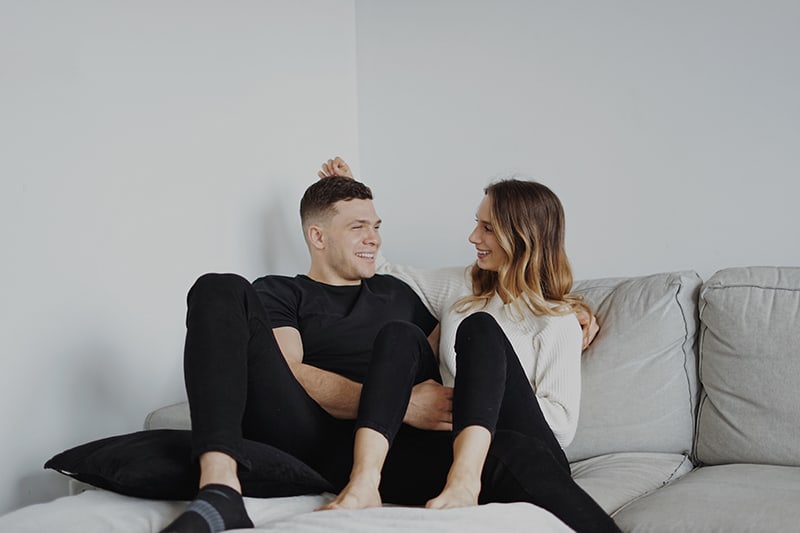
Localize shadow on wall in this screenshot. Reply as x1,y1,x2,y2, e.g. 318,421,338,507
64,342,145,435
14,473,69,512
27,339,150,509
259,193,308,277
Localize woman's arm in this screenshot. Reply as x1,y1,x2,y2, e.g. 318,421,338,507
375,254,468,321
316,156,469,319
530,314,584,448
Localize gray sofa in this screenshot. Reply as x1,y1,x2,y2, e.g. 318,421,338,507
147,266,800,532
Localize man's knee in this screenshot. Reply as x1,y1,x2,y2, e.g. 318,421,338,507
375,320,426,345
372,321,427,364
189,273,250,302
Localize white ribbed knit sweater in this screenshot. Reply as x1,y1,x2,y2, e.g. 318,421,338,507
377,259,582,448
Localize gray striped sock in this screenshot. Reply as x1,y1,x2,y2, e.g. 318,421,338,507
159,484,253,533
185,496,225,532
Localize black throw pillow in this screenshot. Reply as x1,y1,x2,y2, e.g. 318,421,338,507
44,429,333,500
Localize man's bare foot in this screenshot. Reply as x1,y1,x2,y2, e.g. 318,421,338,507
425,480,480,509
317,475,382,511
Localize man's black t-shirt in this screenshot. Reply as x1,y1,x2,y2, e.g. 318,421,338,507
251,274,437,383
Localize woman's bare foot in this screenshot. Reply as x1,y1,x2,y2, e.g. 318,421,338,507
425,478,480,509
317,474,382,511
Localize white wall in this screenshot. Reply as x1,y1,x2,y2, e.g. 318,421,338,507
355,1,800,280
0,0,358,515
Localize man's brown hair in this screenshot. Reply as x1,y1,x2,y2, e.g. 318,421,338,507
300,176,373,230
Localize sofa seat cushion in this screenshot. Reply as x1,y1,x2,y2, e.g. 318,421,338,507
613,464,800,532
696,266,800,466
570,452,692,515
567,271,701,462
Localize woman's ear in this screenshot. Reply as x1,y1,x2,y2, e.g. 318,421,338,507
307,225,325,250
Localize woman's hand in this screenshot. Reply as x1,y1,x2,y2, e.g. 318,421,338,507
318,156,354,180
576,310,600,350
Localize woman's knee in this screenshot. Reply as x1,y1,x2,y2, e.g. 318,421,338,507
456,312,501,339
455,312,505,355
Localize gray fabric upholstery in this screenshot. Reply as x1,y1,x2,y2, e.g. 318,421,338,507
613,464,800,532
571,452,692,515
695,267,800,466
566,272,701,462
144,401,190,431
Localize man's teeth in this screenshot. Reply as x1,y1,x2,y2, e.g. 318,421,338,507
356,253,375,258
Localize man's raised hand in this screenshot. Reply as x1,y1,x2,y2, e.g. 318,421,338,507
318,157,354,180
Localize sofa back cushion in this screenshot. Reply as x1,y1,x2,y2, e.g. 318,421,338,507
566,271,701,462
695,266,800,466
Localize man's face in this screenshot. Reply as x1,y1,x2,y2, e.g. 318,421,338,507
319,198,382,284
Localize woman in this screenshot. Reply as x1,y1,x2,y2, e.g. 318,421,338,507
317,159,617,532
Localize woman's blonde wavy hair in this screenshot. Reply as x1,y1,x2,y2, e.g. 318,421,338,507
455,179,591,319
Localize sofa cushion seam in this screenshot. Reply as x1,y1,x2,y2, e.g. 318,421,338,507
610,453,694,518
703,283,800,293
673,274,697,454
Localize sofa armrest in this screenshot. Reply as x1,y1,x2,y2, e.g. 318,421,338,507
144,401,191,430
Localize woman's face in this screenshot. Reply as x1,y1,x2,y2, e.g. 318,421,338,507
468,195,506,271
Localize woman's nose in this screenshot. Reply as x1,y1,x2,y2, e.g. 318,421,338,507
468,226,480,244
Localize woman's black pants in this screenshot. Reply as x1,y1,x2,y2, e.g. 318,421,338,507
357,312,620,533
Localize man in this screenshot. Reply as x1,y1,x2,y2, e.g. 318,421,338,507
162,168,604,533
161,175,455,533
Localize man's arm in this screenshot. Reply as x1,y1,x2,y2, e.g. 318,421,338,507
273,326,454,430
404,379,452,431
318,157,354,180
273,326,361,419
